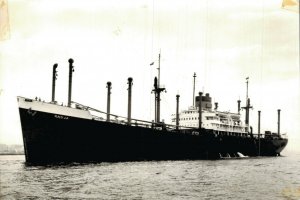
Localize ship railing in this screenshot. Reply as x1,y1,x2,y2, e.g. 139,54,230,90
19,98,225,134
72,101,201,132
18,96,72,107
90,115,105,121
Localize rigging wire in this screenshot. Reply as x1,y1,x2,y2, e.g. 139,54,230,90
259,0,265,111
151,0,155,58
149,0,155,121
203,0,210,94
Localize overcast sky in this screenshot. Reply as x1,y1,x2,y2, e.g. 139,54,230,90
0,0,299,152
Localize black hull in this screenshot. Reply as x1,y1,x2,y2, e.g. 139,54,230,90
19,108,288,165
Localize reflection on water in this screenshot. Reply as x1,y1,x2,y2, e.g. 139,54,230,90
0,153,300,199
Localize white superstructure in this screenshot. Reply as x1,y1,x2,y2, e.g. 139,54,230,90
171,93,247,133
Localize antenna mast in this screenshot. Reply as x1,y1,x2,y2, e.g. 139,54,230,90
193,72,196,107
158,50,161,86
246,77,249,103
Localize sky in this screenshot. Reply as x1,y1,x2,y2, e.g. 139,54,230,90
0,0,299,152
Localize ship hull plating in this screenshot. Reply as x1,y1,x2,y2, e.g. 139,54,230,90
18,107,288,165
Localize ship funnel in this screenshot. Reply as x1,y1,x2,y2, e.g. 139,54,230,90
67,59,74,107
51,63,58,102
277,109,281,136
127,77,133,125
176,94,180,130
106,82,112,122
198,92,203,129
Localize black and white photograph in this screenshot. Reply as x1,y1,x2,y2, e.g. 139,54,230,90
0,0,299,199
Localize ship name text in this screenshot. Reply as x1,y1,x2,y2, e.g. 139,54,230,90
54,115,69,120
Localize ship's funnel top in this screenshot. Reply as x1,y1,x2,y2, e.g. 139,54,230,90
195,92,212,110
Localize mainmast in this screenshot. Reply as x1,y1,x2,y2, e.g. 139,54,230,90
152,52,166,123
242,77,253,131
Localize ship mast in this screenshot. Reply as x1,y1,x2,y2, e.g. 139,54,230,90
242,77,253,132
152,52,166,123
246,77,248,101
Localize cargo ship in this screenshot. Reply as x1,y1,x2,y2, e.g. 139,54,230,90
17,58,288,164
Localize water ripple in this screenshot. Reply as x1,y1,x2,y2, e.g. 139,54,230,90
1,154,300,199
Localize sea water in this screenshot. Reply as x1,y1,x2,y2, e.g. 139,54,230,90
1,152,300,200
